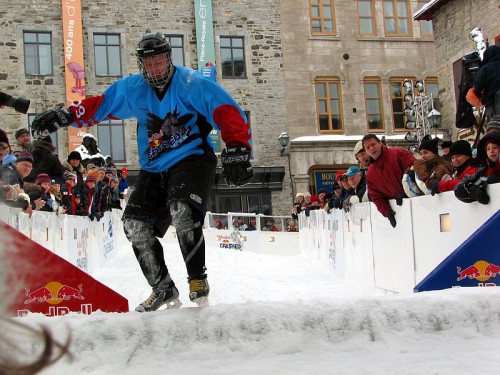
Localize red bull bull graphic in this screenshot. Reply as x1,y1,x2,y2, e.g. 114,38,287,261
456,260,500,286
415,211,500,292
1,222,128,316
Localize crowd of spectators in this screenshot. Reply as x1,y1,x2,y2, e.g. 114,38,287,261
291,116,500,229
0,127,129,221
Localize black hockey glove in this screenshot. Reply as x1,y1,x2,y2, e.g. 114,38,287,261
470,185,490,205
387,211,397,228
395,193,407,206
31,105,73,139
221,146,254,187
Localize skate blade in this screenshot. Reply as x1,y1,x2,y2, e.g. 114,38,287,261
194,297,209,308
166,298,183,309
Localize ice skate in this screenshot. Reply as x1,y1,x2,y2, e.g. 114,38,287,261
135,285,182,312
188,278,210,307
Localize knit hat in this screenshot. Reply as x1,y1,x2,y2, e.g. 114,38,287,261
0,129,9,145
121,167,128,174
449,140,472,157
476,131,500,162
85,174,98,183
336,170,345,181
68,150,82,162
15,128,30,139
111,176,119,184
486,115,500,132
304,192,311,198
63,170,77,181
296,192,304,198
15,150,34,164
73,190,82,199
105,168,113,174
353,141,364,157
418,137,439,155
441,141,453,149
35,173,52,185
51,177,62,185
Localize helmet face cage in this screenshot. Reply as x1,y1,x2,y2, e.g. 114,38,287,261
136,32,174,89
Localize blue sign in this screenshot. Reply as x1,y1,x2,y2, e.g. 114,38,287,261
314,170,336,193
415,211,500,292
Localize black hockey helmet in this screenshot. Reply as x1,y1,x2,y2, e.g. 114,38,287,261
136,32,174,89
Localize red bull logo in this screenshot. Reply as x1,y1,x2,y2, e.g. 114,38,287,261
25,281,84,305
457,260,500,283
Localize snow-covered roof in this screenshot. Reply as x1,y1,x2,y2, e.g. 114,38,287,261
413,0,450,21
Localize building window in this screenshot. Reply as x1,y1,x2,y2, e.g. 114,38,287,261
418,1,433,37
364,79,384,131
390,78,415,131
315,78,343,132
383,0,411,36
94,33,122,76
358,0,376,36
310,0,336,35
220,37,246,78
425,78,439,109
97,120,126,163
23,31,52,75
165,35,185,66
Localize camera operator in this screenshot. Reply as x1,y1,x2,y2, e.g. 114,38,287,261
454,131,500,204
472,45,500,117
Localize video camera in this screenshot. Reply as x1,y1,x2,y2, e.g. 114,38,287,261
0,91,30,114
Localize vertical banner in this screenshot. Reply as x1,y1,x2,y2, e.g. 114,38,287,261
194,0,222,153
61,0,86,153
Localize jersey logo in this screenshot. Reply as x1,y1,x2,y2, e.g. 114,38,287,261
146,106,193,161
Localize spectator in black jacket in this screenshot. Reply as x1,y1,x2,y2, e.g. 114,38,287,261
24,136,65,184
473,45,500,117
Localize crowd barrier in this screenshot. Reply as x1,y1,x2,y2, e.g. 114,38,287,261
298,183,500,293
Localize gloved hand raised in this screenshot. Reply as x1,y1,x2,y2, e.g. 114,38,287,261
221,146,254,187
31,105,73,139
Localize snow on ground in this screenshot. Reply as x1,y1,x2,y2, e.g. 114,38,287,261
12,240,500,374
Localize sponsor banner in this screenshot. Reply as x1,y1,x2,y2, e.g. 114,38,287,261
194,0,216,71
415,211,500,292
314,170,336,194
61,0,87,152
1,222,128,316
216,231,244,251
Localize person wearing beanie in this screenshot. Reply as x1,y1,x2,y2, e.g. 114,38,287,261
486,115,500,133
81,173,99,220
291,192,306,221
23,133,65,185
455,131,500,204
1,150,47,213
61,170,77,214
441,141,453,162
33,173,63,213
118,167,129,196
63,150,85,193
11,128,31,157
431,140,479,195
404,136,453,196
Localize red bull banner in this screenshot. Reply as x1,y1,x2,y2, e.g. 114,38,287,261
1,222,128,317
415,210,500,292
62,0,87,152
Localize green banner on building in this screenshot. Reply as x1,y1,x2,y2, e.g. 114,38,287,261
194,0,216,71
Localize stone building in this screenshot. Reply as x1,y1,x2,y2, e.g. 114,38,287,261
414,0,500,143
1,0,443,216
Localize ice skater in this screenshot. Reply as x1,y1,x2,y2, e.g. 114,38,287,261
31,31,253,311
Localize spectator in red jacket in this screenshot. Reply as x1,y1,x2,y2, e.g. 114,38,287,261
362,134,416,228
431,140,479,195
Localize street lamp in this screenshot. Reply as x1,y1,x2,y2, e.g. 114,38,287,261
428,109,442,128
278,132,290,155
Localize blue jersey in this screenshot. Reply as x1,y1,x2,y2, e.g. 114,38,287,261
69,66,251,173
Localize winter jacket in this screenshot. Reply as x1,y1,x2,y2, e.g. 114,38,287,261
454,161,500,203
436,159,479,193
24,140,65,183
62,160,85,193
473,45,500,108
366,145,416,217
